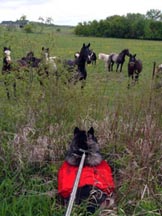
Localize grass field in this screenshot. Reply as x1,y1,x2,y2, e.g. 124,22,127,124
0,26,162,215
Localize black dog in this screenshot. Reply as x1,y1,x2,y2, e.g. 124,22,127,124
58,127,115,215
66,127,102,166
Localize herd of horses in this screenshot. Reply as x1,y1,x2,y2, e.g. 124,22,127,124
1,43,145,99
2,43,95,98
2,46,58,98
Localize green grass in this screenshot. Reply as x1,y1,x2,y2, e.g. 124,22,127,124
0,26,162,215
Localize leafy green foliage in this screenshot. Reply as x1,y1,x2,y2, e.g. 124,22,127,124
75,12,162,40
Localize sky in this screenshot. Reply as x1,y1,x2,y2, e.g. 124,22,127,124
0,0,161,26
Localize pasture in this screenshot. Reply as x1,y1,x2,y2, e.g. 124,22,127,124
0,26,162,215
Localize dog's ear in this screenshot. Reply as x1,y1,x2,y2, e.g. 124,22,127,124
88,127,94,136
88,127,98,142
74,127,80,135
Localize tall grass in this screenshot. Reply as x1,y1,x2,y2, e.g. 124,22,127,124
0,26,162,215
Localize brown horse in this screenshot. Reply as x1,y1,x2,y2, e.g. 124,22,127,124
128,53,142,88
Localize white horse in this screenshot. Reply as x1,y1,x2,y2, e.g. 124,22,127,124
157,64,162,73
98,53,110,71
3,47,12,63
154,63,162,89
41,47,57,73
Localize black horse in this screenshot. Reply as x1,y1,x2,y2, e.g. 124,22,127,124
74,49,97,65
69,43,91,88
17,51,41,68
108,49,129,72
64,47,92,73
128,53,142,88
64,43,91,88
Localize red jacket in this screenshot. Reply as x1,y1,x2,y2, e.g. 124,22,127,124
58,160,115,198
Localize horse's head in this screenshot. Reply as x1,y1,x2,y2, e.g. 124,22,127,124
41,47,50,60
3,47,11,63
26,51,34,62
128,53,137,66
89,49,97,62
122,49,130,56
79,43,91,64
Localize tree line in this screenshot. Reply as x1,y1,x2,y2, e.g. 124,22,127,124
74,9,162,40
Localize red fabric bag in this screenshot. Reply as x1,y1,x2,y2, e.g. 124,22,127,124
58,160,115,198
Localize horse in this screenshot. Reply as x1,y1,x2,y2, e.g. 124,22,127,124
17,51,41,68
40,47,57,74
98,53,110,71
154,63,162,89
2,47,16,99
108,49,129,72
63,52,79,72
74,51,80,59
156,64,162,73
127,53,142,88
58,127,115,215
2,47,12,73
89,50,97,65
18,47,57,85
74,50,96,65
72,43,91,88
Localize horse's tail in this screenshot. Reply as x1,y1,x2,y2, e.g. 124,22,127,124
108,54,115,63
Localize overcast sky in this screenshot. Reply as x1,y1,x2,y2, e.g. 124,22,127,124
0,0,161,26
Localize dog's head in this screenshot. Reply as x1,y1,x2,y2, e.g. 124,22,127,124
66,127,102,166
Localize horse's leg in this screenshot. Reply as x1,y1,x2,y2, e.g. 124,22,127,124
116,63,120,72
13,81,16,98
4,81,10,99
81,79,86,89
134,71,139,83
127,76,131,89
111,62,114,71
37,67,45,87
132,73,136,85
120,63,123,72
3,73,10,99
107,62,110,71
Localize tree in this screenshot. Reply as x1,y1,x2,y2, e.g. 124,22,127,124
24,23,33,33
74,12,162,40
146,9,162,21
20,15,27,21
45,17,54,25
17,15,28,28
38,16,45,23
38,16,45,33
